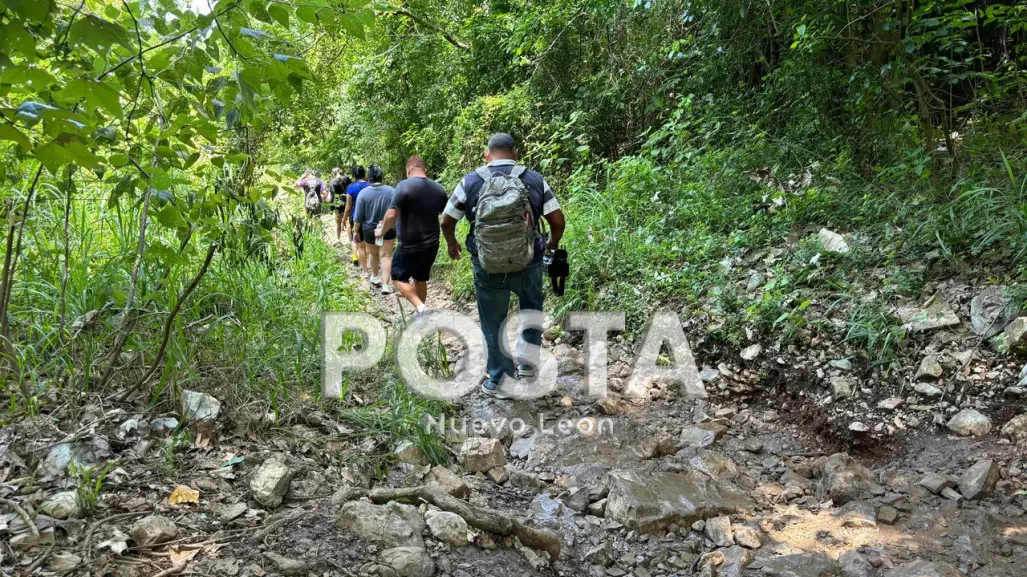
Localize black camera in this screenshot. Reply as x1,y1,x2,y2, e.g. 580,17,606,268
544,248,569,296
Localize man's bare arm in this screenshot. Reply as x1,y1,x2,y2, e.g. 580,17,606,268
442,214,461,260
544,209,565,251
377,208,399,238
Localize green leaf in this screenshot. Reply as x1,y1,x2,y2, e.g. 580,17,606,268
295,7,319,24
0,20,37,57
0,124,31,151
267,3,289,26
3,0,53,22
34,141,76,174
339,15,365,39
57,79,123,117
156,205,188,230
69,15,133,53
109,153,130,167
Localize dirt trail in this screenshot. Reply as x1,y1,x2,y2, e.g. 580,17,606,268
4,219,1025,577
316,220,1027,576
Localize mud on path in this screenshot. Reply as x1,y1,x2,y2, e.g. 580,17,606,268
3,217,1026,577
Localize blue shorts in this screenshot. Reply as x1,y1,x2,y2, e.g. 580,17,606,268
391,244,439,283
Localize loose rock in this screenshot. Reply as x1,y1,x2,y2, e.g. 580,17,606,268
181,389,221,423
250,457,293,508
817,228,850,253
1001,413,1027,444
740,344,762,361
883,560,960,577
424,510,468,547
424,466,469,498
970,286,1016,337
129,515,178,546
958,459,999,500
733,524,761,549
946,409,992,437
918,472,955,495
604,469,753,533
264,552,307,576
704,515,734,547
915,355,943,380
459,437,505,473
336,500,425,547
379,547,434,577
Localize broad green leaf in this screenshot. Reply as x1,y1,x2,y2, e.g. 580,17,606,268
69,15,133,53
339,15,365,40
0,20,36,57
2,0,53,22
57,79,123,117
0,65,59,89
109,153,130,167
0,124,31,151
34,141,76,174
156,205,188,229
295,7,319,24
267,4,289,26
247,0,272,24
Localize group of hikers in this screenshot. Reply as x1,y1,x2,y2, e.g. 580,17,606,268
295,133,566,399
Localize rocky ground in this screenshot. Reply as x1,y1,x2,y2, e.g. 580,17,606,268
3,218,1027,577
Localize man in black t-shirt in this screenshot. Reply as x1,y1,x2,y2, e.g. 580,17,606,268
377,156,447,314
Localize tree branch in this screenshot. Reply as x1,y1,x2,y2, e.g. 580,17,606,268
388,7,470,51
117,241,219,402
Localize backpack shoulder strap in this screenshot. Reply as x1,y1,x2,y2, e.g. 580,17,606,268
474,167,493,182
510,165,527,178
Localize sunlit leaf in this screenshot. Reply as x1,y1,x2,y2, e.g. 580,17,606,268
0,124,31,151
157,205,188,230
69,15,134,53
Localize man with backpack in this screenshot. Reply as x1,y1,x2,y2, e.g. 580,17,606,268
297,170,326,220
441,133,566,398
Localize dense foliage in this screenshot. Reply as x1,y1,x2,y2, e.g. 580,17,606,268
3,0,1027,416
281,0,1027,348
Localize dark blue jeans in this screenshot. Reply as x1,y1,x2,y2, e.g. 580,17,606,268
473,261,545,387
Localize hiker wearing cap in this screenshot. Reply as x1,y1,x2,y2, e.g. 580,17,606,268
441,133,566,398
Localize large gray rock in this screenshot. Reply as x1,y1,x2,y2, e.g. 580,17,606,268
883,560,960,577
815,453,876,505
998,317,1027,351
839,551,871,577
914,355,943,380
919,472,955,495
250,457,293,508
817,229,850,254
604,469,753,533
424,510,467,547
896,301,960,332
689,449,739,481
129,515,178,546
336,500,424,547
39,436,110,477
1001,413,1027,444
758,553,841,576
679,424,726,449
970,286,1017,337
704,515,734,547
459,437,504,473
830,377,854,400
379,547,434,577
424,466,469,498
718,546,756,577
181,389,221,424
947,409,992,437
959,459,999,500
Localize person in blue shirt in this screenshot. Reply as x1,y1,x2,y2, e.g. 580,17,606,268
343,165,371,273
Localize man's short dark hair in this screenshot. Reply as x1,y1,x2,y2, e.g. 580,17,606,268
367,165,385,183
406,156,425,170
487,133,517,153
350,165,366,180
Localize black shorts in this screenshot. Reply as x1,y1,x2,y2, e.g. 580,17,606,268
331,203,346,214
361,226,396,243
392,245,439,282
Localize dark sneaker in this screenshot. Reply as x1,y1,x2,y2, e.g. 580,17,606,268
517,364,537,379
481,381,513,400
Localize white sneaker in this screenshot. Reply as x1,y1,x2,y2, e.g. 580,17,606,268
370,276,382,286
381,285,395,295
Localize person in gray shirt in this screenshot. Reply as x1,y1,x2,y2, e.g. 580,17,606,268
353,165,396,292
